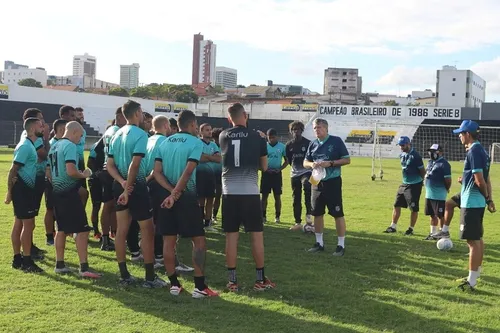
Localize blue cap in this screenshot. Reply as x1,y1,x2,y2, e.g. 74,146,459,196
453,120,479,134
397,136,411,145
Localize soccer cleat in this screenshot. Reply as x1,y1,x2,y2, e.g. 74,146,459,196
100,242,115,251
307,242,325,253
154,262,164,270
458,281,475,292
226,282,239,292
119,275,138,286
130,252,143,262
423,234,435,241
274,217,280,224
169,285,184,296
12,259,23,270
143,276,169,288
46,239,54,246
383,227,397,233
289,223,302,231
93,232,102,240
333,245,345,257
254,278,276,291
155,255,163,264
431,230,450,239
176,263,194,273
22,262,44,273
79,270,103,279
306,214,313,224
32,244,47,254
404,228,414,236
55,266,73,274
192,287,219,299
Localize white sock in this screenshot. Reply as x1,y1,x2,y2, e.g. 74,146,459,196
390,223,397,229
442,225,449,232
338,236,345,248
431,226,437,234
467,270,480,287
315,233,324,246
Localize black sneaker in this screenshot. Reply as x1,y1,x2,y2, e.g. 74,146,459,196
22,262,44,273
32,244,47,254
458,280,475,292
333,245,345,257
12,259,23,270
423,234,435,240
23,251,44,261
119,275,138,286
404,228,414,236
384,227,397,233
307,242,325,253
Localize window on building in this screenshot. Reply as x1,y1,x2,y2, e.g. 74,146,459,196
342,86,347,90
466,92,470,98
342,72,347,75
452,78,456,81
466,78,470,83
342,79,347,82
452,93,455,96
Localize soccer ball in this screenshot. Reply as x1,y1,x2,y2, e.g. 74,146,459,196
303,224,315,234
436,238,453,251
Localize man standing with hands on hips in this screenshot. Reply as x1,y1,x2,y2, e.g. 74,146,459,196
303,118,350,256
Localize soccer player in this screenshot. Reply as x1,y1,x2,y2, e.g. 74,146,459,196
452,121,492,290
304,118,350,256
286,121,313,231
261,128,288,224
169,118,179,134
6,117,44,272
74,107,89,207
383,136,425,236
99,107,126,247
107,100,167,288
211,127,223,222
220,103,275,292
48,121,101,278
87,134,106,240
422,144,452,240
143,112,154,136
197,123,221,231
45,119,68,245
154,110,218,298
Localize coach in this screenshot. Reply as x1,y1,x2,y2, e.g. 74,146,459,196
303,118,350,256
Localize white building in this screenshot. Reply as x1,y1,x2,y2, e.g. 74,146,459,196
324,67,362,98
436,65,486,108
73,53,96,78
1,65,48,86
215,66,237,89
412,89,435,99
120,63,140,89
199,40,217,84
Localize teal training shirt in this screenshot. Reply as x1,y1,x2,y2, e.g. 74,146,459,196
21,130,45,176
145,134,167,174
13,137,38,188
103,125,119,164
267,141,286,170
305,135,350,180
198,139,220,173
156,132,203,194
461,141,490,208
108,124,148,183
48,138,81,193
399,148,424,184
424,157,452,201
77,128,86,163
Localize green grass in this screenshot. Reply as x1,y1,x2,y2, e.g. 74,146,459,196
1,147,500,333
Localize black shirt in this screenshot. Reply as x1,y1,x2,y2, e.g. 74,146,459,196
285,137,311,178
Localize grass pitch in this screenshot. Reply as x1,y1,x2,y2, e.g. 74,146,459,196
0,148,499,333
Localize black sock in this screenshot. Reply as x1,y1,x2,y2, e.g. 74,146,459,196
204,219,210,227
256,267,265,282
228,267,237,283
23,255,32,266
56,260,65,269
213,208,218,218
46,233,54,241
118,262,130,279
168,273,180,287
194,276,206,290
80,262,89,272
200,206,205,220
145,263,155,282
13,254,22,262
102,235,109,244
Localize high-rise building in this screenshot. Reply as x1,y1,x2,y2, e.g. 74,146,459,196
215,66,237,89
323,67,362,98
73,53,96,78
436,65,486,107
192,33,217,85
120,63,140,89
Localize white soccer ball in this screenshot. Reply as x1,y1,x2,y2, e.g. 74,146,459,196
303,224,315,234
436,238,453,251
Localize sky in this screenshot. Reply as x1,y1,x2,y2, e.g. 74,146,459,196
2,0,500,101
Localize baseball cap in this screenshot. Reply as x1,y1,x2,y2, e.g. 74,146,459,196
397,136,411,145
453,120,479,134
427,143,443,151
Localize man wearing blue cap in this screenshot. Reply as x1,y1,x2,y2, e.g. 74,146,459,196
453,120,493,291
384,136,425,235
422,144,451,240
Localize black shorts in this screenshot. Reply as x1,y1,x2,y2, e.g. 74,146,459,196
196,169,216,198
157,189,205,238
215,172,222,195
222,195,263,233
260,171,283,195
311,177,344,218
34,175,45,212
394,183,423,212
148,179,162,223
450,193,461,207
44,180,55,210
88,176,103,206
54,188,92,234
12,178,38,220
425,199,445,218
459,208,485,241
99,170,114,203
113,180,152,222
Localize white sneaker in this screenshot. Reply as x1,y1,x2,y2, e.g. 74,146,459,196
306,215,313,224
54,266,72,274
154,262,164,269
170,285,183,296
274,218,280,224
131,252,143,262
176,262,194,273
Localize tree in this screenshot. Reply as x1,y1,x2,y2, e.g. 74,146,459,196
18,78,43,88
214,85,225,93
175,90,199,103
147,83,163,99
236,84,246,88
384,100,398,106
130,86,152,99
108,87,129,97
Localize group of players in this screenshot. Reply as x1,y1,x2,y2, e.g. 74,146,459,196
383,120,496,290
